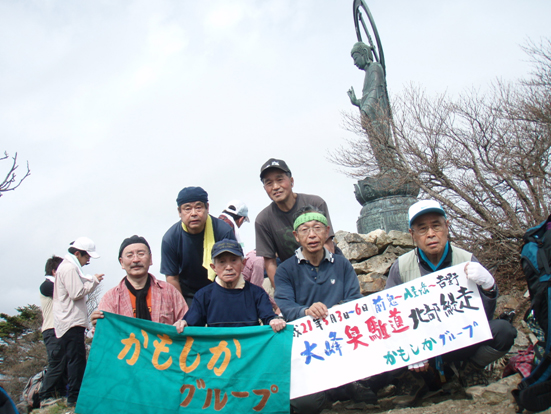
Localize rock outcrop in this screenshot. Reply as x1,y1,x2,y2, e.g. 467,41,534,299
335,229,414,295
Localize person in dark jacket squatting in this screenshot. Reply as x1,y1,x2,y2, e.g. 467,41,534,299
384,199,517,406
174,238,286,332
274,206,377,414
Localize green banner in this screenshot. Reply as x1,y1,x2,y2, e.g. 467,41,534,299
77,312,293,414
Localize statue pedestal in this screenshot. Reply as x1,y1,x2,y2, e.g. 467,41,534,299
354,175,419,234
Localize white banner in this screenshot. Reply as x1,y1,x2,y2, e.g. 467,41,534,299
290,263,493,399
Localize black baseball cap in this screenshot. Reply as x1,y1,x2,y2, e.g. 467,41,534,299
260,158,291,181
211,239,244,259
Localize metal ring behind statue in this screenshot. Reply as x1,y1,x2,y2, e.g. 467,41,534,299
353,0,386,77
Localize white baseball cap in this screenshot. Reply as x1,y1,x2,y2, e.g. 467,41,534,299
70,237,100,259
224,200,249,222
408,200,446,227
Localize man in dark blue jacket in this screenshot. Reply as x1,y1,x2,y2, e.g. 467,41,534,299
275,206,373,414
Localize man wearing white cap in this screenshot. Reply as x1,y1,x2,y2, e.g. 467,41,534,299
218,200,266,289
385,200,516,402
50,237,104,408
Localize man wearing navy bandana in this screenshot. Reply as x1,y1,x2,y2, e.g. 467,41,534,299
161,186,235,307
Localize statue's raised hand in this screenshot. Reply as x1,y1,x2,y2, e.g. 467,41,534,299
347,86,359,107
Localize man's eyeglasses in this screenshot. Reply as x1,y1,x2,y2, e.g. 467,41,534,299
296,225,326,236
412,223,445,236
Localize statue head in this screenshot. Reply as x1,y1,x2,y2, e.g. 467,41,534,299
351,42,374,64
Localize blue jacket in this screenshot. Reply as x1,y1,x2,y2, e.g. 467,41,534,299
275,248,363,321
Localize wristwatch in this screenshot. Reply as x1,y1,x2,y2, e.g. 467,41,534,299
482,284,497,296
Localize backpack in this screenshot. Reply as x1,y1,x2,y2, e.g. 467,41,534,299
512,215,551,412
21,369,46,409
0,386,19,414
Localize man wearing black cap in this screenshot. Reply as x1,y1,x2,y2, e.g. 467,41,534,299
256,158,336,291
91,235,187,326
161,186,235,307
174,239,285,332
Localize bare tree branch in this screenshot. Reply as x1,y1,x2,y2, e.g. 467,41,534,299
0,151,31,197
331,39,551,281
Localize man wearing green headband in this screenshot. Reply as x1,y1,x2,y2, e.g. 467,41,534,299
274,205,362,324
275,206,372,413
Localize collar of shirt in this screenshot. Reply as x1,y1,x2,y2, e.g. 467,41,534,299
215,273,246,289
417,242,452,272
295,247,334,264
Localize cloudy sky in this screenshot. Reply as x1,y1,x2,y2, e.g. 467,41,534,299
1,0,549,315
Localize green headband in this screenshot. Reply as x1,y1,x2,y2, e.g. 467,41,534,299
293,212,328,230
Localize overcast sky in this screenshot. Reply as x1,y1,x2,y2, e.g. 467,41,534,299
1,0,550,315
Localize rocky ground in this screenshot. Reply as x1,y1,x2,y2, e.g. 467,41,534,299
323,374,527,414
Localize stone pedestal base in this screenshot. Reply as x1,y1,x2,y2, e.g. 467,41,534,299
357,195,418,234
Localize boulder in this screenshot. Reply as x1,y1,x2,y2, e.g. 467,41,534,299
387,230,415,248
352,262,366,275
357,273,374,283
466,373,522,405
358,273,387,295
496,295,521,311
355,249,400,275
344,232,365,243
362,229,386,244
333,230,348,247
341,241,379,262
383,245,409,257
361,230,393,253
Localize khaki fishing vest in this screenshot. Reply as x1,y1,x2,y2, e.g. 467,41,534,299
397,246,472,283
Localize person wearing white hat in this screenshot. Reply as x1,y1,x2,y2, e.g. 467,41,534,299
48,237,104,408
383,200,516,404
218,199,249,250
218,200,266,291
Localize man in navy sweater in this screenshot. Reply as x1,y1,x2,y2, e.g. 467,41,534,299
274,206,375,414
174,239,286,332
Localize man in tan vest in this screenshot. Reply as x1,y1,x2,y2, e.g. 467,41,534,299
384,200,516,406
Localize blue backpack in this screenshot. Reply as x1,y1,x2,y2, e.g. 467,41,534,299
513,215,551,412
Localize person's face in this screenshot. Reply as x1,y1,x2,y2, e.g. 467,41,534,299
409,213,449,260
76,251,90,266
262,169,294,205
178,201,209,234
352,52,367,69
236,216,245,228
210,252,244,285
120,243,152,279
293,220,329,255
